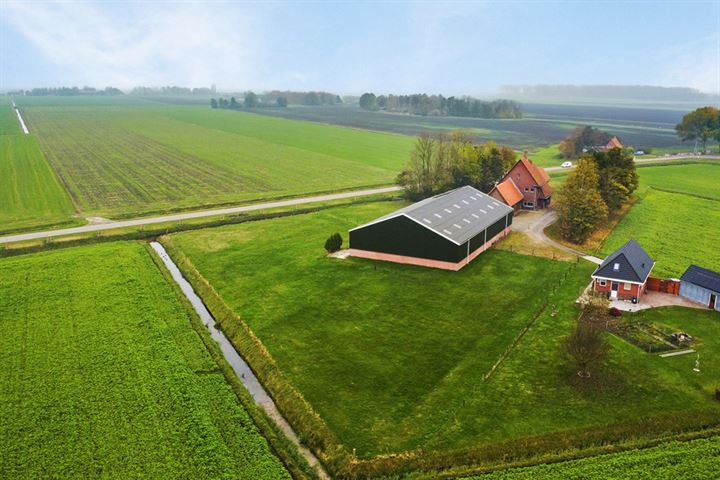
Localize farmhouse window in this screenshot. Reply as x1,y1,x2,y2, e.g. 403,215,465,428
613,263,620,271
599,280,607,287
624,282,632,291
524,187,529,192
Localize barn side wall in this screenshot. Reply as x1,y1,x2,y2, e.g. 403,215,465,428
679,282,714,307
349,215,461,263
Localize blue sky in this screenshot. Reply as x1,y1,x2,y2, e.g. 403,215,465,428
1,1,719,94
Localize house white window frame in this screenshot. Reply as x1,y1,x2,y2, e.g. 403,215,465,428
613,262,620,271
523,201,535,208
598,279,607,287
624,282,632,291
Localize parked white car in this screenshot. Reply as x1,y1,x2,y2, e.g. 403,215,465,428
561,161,573,168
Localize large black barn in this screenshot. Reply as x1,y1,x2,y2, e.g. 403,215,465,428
349,186,514,270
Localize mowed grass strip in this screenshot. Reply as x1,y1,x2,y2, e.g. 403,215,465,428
0,106,78,234
169,201,719,460
0,242,289,479
0,101,20,135
24,102,413,218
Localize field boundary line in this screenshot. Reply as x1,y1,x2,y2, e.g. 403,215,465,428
0,185,402,244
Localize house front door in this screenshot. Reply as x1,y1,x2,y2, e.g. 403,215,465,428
710,294,716,309
611,282,619,299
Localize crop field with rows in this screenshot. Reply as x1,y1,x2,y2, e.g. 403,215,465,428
0,241,289,479
248,102,691,153
20,98,413,218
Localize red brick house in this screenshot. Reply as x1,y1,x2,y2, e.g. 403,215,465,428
592,240,654,301
489,152,552,210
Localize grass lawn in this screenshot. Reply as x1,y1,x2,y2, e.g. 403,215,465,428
168,201,720,465
0,104,79,234
528,143,565,167
601,187,720,277
637,163,720,200
21,99,413,218
0,242,289,479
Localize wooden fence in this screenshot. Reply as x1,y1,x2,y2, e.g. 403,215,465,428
646,277,680,295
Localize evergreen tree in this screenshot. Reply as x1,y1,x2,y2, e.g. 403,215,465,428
210,98,218,109
555,157,608,243
324,233,343,253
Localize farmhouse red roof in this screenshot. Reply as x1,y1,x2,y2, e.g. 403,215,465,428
492,178,523,206
519,157,553,198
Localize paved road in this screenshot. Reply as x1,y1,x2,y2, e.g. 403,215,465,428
0,186,402,245
544,154,720,172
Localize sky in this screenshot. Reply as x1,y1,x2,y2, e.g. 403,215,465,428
1,0,719,95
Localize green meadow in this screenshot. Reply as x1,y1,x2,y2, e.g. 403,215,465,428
168,201,720,468
0,104,78,234
0,242,289,479
20,100,413,218
601,163,720,277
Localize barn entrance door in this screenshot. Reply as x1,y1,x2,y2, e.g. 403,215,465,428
710,294,716,309
610,282,619,299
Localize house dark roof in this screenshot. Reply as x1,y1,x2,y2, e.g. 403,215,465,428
592,239,654,283
681,265,720,293
350,186,512,245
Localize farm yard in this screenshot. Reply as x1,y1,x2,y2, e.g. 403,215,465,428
18,97,413,219
165,200,720,475
0,242,290,479
0,103,79,234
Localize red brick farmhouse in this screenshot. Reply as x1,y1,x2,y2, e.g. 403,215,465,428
489,153,552,210
592,240,655,301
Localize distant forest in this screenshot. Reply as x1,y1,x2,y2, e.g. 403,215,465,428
358,93,522,119
500,84,714,101
211,90,343,109
20,86,124,96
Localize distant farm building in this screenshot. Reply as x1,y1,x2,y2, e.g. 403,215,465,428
592,240,654,301
349,186,513,270
679,265,720,311
583,136,624,153
490,152,552,210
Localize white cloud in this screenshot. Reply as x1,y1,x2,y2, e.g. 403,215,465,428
1,1,261,89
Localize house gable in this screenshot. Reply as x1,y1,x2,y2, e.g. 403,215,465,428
592,240,654,284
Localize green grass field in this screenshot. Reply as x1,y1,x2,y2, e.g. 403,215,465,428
473,435,720,479
20,99,413,218
168,201,720,463
0,242,289,479
0,104,79,234
601,184,720,277
637,163,720,200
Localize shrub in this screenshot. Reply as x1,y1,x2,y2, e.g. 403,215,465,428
324,233,342,253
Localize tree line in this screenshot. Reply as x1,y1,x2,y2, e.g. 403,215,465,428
359,93,522,119
22,86,124,96
555,148,638,243
210,90,343,109
397,132,516,201
676,106,720,154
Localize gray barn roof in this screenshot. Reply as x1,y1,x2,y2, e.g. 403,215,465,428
593,239,654,283
681,265,720,293
350,186,512,245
